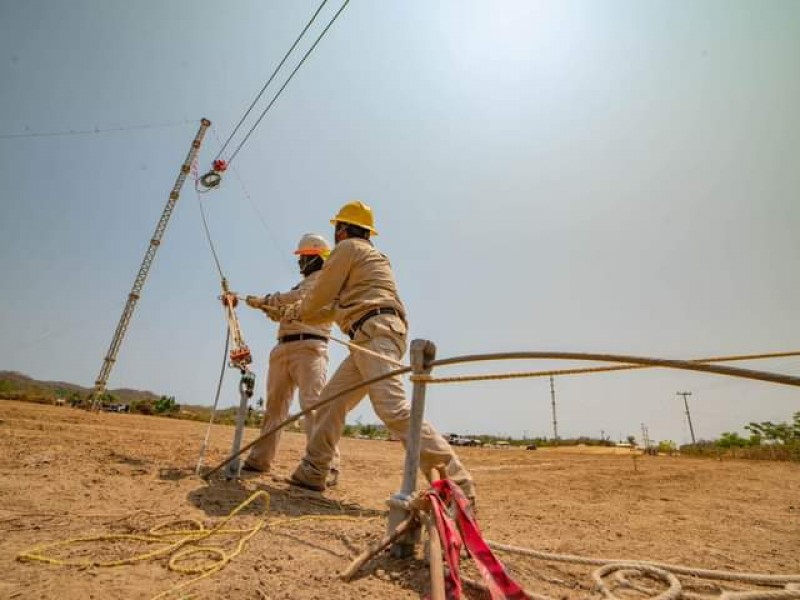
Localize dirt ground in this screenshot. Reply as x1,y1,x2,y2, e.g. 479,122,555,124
1,400,798,599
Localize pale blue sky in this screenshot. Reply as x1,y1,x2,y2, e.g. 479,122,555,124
1,0,798,443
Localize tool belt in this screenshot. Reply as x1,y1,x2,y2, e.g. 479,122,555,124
347,307,402,339
279,333,328,344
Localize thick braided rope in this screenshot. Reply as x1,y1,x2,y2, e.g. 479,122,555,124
487,541,800,586
410,364,625,384
483,541,800,600
410,350,800,385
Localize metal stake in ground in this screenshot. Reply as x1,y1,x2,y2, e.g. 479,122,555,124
388,338,436,558
225,368,255,479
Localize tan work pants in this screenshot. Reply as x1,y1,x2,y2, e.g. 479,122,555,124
293,314,474,497
246,339,340,471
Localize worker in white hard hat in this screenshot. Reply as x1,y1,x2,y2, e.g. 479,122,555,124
243,233,341,485
279,202,475,502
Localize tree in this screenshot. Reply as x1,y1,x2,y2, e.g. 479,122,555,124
626,435,637,447
154,395,178,414
717,431,748,448
746,417,798,445
657,440,677,455
68,391,83,407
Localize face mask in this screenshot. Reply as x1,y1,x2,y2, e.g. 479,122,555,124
298,255,323,276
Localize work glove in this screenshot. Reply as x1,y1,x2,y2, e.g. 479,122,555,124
263,305,282,322
280,302,302,322
245,295,264,309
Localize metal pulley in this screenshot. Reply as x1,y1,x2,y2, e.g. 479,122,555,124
199,159,228,189
239,370,256,399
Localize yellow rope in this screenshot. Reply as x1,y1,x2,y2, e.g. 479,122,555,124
16,490,376,600
410,350,800,385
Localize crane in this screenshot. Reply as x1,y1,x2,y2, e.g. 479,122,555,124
90,119,211,409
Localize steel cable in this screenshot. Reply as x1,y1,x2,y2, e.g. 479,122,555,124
214,0,329,160
195,325,230,476
226,0,351,165
0,119,197,140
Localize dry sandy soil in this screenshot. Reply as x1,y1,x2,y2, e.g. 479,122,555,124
1,400,798,599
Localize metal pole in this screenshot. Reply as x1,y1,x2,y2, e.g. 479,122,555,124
677,391,696,445
90,119,211,409
550,375,559,440
388,338,435,558
225,369,255,478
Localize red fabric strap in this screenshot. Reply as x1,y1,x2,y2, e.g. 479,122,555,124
426,480,530,600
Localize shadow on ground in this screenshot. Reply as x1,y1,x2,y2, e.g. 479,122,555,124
187,480,385,519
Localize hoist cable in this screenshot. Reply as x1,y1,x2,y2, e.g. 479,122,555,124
195,189,226,282
214,0,329,160
195,324,231,476
209,126,294,278
227,0,351,164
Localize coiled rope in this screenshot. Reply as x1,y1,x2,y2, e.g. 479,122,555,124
478,541,800,600
17,490,375,600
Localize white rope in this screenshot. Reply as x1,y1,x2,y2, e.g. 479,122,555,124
292,321,407,368
245,299,407,369
485,540,800,600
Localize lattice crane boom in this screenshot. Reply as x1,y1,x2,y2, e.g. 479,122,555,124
90,119,211,409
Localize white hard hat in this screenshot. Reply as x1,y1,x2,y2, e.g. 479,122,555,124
294,233,331,258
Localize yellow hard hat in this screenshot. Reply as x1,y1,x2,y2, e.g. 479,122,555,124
330,200,378,235
294,233,331,258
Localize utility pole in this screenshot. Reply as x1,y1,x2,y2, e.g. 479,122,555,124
677,391,696,445
90,119,211,409
550,375,559,440
641,423,651,452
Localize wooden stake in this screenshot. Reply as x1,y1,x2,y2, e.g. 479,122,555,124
426,516,446,600
340,514,418,582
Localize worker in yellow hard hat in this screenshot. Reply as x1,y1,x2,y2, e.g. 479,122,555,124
279,201,475,501
328,199,379,236
242,233,341,485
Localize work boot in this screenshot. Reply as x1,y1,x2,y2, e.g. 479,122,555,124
287,460,327,492
285,475,325,492
241,461,268,474
326,468,340,488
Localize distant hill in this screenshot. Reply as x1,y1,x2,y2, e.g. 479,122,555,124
0,370,161,404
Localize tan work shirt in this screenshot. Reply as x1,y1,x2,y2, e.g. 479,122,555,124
265,271,333,339
298,238,406,335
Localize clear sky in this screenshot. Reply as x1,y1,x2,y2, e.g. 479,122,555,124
1,0,798,444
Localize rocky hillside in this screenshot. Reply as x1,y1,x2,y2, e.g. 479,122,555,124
0,370,161,404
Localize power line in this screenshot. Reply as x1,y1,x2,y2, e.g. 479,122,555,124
226,0,351,165
215,0,330,160
0,119,197,140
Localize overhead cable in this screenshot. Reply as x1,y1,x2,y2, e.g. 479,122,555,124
214,0,330,160
226,0,351,165
0,119,197,140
